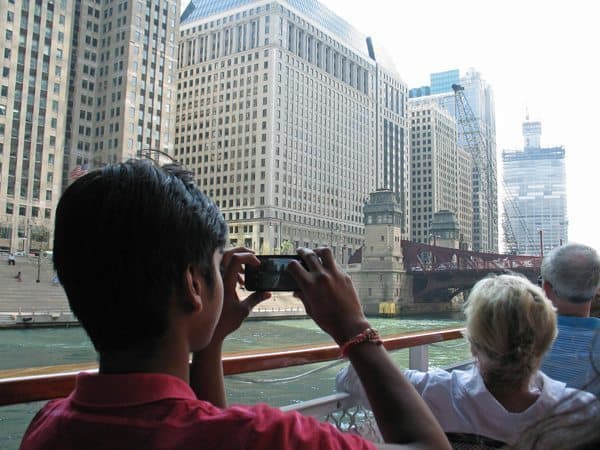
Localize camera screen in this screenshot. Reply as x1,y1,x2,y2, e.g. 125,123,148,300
245,256,303,291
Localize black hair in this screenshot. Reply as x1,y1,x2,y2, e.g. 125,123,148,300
53,160,227,353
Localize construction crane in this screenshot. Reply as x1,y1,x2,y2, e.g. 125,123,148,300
451,84,535,254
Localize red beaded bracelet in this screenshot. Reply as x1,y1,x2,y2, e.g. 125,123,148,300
340,327,383,358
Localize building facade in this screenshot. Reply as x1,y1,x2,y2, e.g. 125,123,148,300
408,96,472,248
0,0,179,253
0,0,73,252
410,68,498,252
176,0,409,262
430,69,459,95
63,0,179,189
502,119,567,255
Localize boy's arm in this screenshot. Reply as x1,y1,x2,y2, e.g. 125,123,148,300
288,248,450,449
190,248,269,407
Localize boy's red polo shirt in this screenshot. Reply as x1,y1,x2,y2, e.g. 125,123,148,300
21,372,376,450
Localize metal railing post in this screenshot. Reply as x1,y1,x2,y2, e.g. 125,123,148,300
409,344,428,371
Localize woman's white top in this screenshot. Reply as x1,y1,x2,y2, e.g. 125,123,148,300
336,365,599,445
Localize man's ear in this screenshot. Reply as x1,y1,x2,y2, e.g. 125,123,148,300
542,280,554,299
181,265,203,313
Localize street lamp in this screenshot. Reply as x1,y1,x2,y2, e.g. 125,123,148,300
329,222,341,260
36,253,41,283
269,218,282,253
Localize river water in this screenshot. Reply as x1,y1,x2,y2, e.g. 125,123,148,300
0,314,468,449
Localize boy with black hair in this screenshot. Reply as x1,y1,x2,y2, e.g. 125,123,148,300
21,160,449,450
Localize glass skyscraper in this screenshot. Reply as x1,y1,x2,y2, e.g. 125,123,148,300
430,69,459,95
502,120,567,255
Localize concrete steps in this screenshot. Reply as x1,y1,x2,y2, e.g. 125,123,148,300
0,256,69,314
0,256,306,327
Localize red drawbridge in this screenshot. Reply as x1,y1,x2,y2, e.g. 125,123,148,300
401,241,542,302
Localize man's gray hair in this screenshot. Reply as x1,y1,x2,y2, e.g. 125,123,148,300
540,243,600,303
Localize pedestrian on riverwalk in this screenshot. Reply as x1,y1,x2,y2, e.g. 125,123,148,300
8,252,16,265
21,160,451,450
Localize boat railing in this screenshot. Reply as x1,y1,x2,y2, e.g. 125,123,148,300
0,327,465,410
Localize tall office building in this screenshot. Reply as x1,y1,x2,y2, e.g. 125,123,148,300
176,0,409,262
502,119,567,255
430,69,459,95
63,0,179,189
0,0,179,253
408,96,472,248
410,68,498,252
0,1,73,253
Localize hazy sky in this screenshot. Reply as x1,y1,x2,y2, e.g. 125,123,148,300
180,0,600,251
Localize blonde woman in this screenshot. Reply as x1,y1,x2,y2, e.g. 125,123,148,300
337,274,599,446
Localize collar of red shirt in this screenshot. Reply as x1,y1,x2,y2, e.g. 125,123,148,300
70,372,197,408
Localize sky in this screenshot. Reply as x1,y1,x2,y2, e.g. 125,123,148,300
180,0,600,251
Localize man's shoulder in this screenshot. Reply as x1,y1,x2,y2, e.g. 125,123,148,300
557,314,600,330
23,398,373,450
21,399,71,448
554,315,600,347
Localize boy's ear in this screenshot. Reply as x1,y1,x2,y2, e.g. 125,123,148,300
180,265,203,313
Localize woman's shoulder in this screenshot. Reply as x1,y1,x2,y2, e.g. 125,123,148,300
538,372,599,412
404,367,478,393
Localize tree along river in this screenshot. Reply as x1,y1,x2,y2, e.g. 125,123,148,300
0,314,468,449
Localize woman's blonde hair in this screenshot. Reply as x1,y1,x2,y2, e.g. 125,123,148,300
464,274,557,386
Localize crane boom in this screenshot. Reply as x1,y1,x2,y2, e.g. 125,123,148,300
452,84,535,253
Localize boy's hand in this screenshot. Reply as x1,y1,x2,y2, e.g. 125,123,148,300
211,247,270,342
287,247,370,345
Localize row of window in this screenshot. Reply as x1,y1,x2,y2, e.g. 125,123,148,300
5,202,53,219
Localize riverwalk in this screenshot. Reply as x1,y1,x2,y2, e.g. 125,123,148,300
0,255,306,327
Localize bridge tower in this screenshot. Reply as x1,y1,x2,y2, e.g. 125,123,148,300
430,210,462,249
350,190,413,315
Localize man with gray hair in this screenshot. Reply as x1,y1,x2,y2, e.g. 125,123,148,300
540,243,600,395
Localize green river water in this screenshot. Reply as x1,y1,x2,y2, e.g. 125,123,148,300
0,315,469,449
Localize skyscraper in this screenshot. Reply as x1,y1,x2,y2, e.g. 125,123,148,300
63,0,179,188
0,1,73,253
0,0,179,253
410,68,498,252
176,0,409,262
502,119,567,255
408,96,472,248
430,69,459,95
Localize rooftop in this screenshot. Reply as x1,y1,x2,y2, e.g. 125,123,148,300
181,0,398,72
